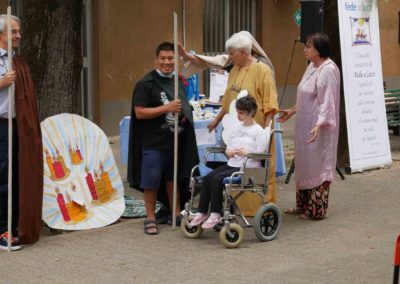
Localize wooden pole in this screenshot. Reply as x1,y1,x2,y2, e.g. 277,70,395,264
6,6,14,252
172,12,178,229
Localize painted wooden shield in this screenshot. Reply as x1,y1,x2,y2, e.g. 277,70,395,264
41,113,125,230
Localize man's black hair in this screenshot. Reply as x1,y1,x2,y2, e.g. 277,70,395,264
156,42,174,57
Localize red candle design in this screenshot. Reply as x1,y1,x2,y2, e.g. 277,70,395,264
56,189,70,222
85,171,98,200
53,160,65,178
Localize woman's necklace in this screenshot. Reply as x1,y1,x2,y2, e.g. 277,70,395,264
230,67,250,93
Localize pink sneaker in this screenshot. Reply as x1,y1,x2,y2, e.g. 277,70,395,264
190,213,208,227
201,213,222,230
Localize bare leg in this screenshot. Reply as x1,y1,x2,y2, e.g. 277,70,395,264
166,181,180,215
144,188,158,221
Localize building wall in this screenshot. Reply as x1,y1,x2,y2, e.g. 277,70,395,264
261,0,307,108
379,0,400,89
0,1,7,12
93,0,203,135
2,1,394,135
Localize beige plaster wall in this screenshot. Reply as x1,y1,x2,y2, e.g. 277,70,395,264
93,0,400,133
261,0,307,88
379,0,400,82
93,0,203,134
0,1,7,12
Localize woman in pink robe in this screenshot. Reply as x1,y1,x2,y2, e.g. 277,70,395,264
278,33,340,219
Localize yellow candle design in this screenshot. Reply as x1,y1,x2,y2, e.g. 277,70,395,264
65,185,87,223
94,172,109,203
101,171,113,195
45,149,55,178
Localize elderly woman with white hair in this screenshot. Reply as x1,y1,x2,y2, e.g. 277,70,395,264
219,33,279,213
181,33,279,215
179,30,275,78
216,33,278,131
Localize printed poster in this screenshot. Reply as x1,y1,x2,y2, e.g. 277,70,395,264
338,0,392,172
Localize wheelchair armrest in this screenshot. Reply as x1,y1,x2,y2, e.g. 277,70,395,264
205,146,227,153
271,129,283,135
227,171,244,188
245,152,271,160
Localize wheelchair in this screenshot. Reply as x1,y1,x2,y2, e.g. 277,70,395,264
181,128,283,248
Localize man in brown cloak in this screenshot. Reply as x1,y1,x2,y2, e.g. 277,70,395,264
0,14,43,250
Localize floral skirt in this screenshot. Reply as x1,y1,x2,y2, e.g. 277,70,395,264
296,181,331,219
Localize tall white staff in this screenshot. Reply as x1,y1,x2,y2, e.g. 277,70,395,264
172,12,179,229
6,6,14,252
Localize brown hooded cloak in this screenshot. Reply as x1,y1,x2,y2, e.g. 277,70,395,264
14,56,43,244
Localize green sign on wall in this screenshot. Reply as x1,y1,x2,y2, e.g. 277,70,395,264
293,8,301,27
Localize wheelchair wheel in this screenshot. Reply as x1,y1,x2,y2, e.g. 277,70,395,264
253,203,281,242
219,223,244,248
180,216,203,239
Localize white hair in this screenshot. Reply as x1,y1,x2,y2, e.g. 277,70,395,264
0,14,20,33
225,33,252,54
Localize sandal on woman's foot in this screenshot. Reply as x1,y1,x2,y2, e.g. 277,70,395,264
144,219,158,235
284,207,305,215
298,214,310,220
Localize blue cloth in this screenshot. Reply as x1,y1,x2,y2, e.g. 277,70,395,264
198,163,213,176
120,116,131,165
222,176,242,184
185,74,200,101
274,121,286,177
140,149,174,189
195,117,227,164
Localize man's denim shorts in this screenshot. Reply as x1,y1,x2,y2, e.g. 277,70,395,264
140,149,174,189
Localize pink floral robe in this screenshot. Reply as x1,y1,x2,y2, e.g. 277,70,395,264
295,59,340,190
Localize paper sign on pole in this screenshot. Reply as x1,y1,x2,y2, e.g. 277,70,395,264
209,68,229,103
338,0,392,172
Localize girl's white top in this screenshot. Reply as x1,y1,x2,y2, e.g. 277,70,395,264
226,122,267,168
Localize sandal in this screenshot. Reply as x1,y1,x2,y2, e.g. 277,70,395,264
284,207,306,214
299,214,326,220
298,214,309,219
144,219,158,235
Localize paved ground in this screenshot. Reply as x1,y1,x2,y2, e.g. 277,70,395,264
1,120,400,283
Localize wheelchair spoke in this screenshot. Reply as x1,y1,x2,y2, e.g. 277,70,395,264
260,210,278,236
254,203,281,242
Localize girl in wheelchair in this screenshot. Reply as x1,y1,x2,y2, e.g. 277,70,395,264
190,95,267,229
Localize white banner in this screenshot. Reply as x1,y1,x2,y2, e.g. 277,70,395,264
338,0,392,172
